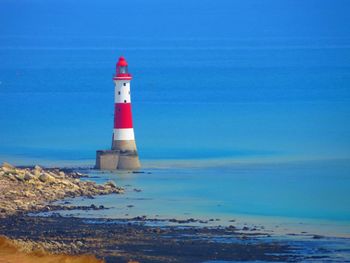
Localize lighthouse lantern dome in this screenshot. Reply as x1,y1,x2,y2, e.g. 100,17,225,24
117,56,128,74
114,56,132,80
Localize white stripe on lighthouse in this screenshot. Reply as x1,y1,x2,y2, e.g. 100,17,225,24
113,128,135,140
114,80,131,103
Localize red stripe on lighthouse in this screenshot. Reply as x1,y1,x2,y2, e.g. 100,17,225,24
114,103,133,129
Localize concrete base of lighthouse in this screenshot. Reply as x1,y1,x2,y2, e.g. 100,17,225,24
112,140,138,152
95,150,140,171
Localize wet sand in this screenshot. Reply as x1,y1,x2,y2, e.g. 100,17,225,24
0,214,304,263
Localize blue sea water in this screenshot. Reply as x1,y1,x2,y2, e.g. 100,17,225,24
1,0,350,242
1,37,350,163
54,159,350,238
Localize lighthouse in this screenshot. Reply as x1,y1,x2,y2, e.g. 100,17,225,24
96,56,141,170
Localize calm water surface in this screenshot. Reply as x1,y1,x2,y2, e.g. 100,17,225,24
50,159,350,238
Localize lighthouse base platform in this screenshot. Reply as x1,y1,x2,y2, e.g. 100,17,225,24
95,150,141,171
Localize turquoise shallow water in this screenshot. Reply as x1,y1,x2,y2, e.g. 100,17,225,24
50,159,350,238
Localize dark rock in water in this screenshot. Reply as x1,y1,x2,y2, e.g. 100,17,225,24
312,235,324,239
133,188,142,192
169,218,198,224
127,205,134,208
132,216,147,221
51,212,62,218
242,226,249,231
132,171,145,174
90,204,98,210
152,228,162,234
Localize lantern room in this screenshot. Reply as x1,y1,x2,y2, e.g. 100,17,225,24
114,56,132,80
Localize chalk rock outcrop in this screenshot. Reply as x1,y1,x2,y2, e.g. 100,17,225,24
0,163,123,217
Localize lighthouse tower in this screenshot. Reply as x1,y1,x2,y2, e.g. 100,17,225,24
112,57,138,153
96,56,141,170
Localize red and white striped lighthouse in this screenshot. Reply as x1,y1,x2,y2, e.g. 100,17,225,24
112,57,138,153
96,56,140,170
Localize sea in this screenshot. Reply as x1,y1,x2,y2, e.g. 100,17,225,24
1,0,350,260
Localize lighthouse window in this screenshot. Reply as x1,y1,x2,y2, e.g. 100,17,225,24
123,83,126,86
124,100,127,103
118,91,120,95
119,66,127,74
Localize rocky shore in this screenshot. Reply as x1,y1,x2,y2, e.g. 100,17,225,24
0,214,303,263
0,162,123,218
0,162,340,262
0,235,104,263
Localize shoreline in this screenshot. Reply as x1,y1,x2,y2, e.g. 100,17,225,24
0,162,123,218
0,214,303,263
0,162,348,262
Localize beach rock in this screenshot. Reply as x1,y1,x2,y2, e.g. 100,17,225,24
2,162,15,169
105,181,117,188
76,241,83,247
24,173,35,181
39,173,55,183
15,169,25,176
5,173,17,181
23,191,35,198
14,174,25,182
0,162,124,217
47,171,59,178
34,165,43,171
33,169,41,177
2,163,15,172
